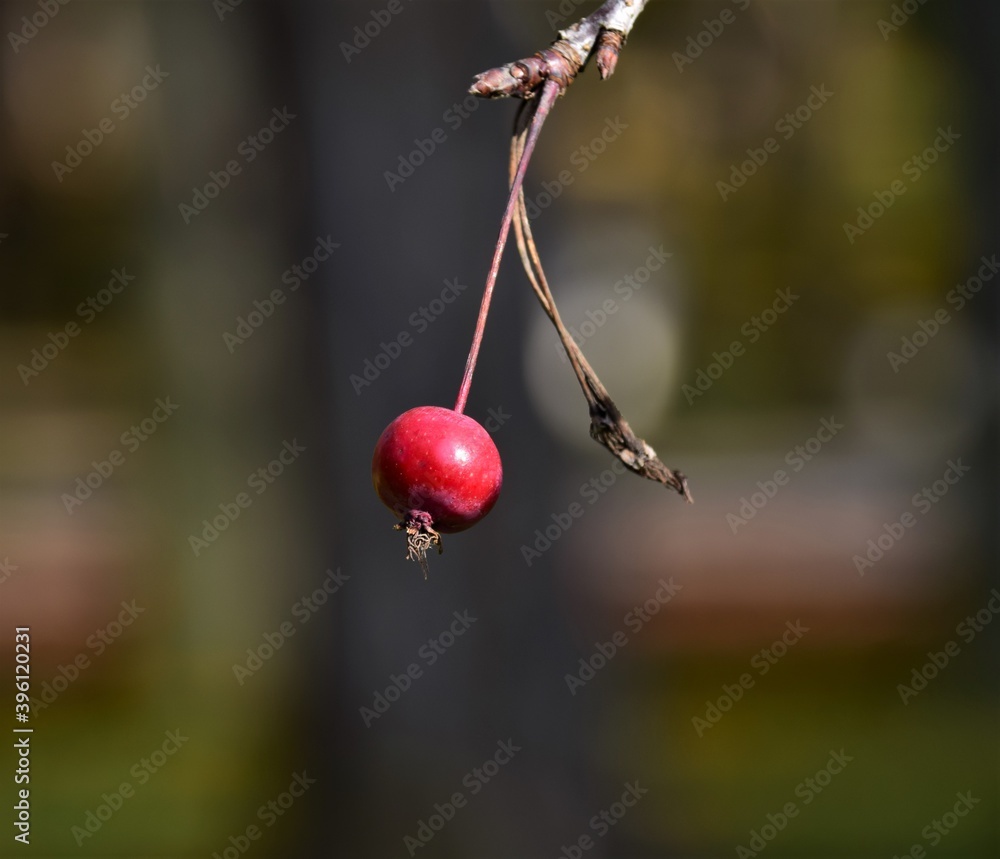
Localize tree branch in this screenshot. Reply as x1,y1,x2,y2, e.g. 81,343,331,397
469,0,649,99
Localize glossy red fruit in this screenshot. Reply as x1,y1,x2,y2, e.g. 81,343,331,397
372,406,502,534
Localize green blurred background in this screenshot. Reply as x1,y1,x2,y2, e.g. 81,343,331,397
0,0,997,856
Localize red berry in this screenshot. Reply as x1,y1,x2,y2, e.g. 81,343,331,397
372,406,502,533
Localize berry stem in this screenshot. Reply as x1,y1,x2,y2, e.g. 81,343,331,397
453,79,560,415
508,98,692,503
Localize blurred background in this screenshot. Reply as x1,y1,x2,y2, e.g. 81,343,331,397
0,0,997,856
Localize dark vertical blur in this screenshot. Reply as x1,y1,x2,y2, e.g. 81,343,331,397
0,1,996,857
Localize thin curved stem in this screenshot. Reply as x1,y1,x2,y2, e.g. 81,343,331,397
508,95,692,502
453,80,560,415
